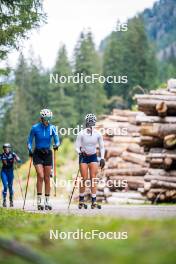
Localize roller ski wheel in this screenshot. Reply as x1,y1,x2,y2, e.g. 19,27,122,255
78,202,88,209
45,205,52,210
3,200,7,208
37,205,44,211
91,203,101,209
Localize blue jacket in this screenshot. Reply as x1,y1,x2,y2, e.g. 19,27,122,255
27,122,60,151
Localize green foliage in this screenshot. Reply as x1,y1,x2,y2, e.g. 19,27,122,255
74,31,106,122
49,45,78,132
0,208,176,264
0,0,46,60
143,0,176,50
103,17,158,106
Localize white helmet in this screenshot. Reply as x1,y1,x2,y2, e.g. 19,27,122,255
85,113,96,127
40,109,53,121
3,143,11,149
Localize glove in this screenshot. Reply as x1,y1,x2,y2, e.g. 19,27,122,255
53,145,59,151
29,150,33,157
100,159,105,169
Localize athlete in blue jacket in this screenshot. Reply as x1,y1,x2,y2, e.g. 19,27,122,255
27,109,60,210
0,143,21,207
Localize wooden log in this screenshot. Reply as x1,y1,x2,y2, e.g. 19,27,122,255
146,192,156,200
112,109,140,117
105,146,127,159
137,99,176,116
144,182,152,191
135,94,176,101
158,193,166,201
150,158,163,166
149,89,174,95
112,136,141,144
163,157,173,171
136,114,176,124
165,190,176,198
127,143,144,154
147,169,176,177
156,101,167,117
144,175,176,183
121,151,146,166
141,124,176,138
147,152,176,160
151,180,176,189
105,168,148,177
164,135,176,149
140,136,163,147
147,188,167,193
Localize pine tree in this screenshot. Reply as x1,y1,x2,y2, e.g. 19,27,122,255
74,31,106,123
49,45,78,132
2,87,30,161
103,17,158,107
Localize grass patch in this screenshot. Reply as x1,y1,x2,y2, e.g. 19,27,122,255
0,208,175,264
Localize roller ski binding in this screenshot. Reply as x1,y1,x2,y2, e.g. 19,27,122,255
45,196,52,210
45,204,52,210
37,196,44,210
9,199,14,207
38,204,44,210
2,199,7,207
78,202,88,209
91,202,101,209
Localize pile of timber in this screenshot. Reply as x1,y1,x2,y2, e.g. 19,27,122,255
95,109,148,202
135,86,176,203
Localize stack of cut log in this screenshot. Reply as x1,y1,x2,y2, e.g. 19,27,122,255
135,88,176,202
95,109,148,203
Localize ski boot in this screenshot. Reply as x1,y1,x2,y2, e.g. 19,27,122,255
78,202,88,209
2,198,7,207
37,196,44,211
45,196,52,210
9,199,14,207
91,202,101,209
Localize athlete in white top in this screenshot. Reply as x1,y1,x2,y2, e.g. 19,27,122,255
75,128,105,159
75,113,105,209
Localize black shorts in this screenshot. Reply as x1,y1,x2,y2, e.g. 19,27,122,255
33,149,52,166
79,153,98,164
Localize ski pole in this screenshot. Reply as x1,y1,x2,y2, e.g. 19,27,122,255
14,163,24,200
23,157,32,210
68,168,80,210
53,149,57,197
32,178,36,206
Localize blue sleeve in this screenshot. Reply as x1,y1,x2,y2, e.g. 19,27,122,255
52,125,60,147
27,126,35,151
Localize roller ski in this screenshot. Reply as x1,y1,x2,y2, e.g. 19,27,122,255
78,202,88,209
38,204,44,210
2,199,7,207
45,205,52,210
45,196,52,210
9,199,14,207
91,202,101,209
37,195,44,211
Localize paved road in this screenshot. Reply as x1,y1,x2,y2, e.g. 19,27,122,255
14,199,176,219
